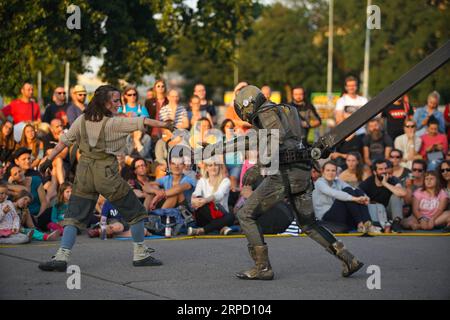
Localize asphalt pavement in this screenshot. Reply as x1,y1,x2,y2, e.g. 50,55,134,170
1,234,449,300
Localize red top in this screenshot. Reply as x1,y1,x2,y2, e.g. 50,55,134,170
2,99,41,124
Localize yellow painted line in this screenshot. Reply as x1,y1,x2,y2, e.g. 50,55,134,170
0,243,59,249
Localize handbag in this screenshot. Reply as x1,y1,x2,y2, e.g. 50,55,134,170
208,202,224,219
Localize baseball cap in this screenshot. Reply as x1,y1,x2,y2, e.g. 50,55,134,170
13,147,32,160
73,84,87,94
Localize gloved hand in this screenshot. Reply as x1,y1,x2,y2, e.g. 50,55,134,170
164,120,175,132
39,158,53,175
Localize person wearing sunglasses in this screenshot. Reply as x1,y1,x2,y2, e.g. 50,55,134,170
37,85,173,272
390,149,411,186
394,120,422,170
42,87,69,127
67,84,88,126
403,159,428,215
118,86,149,118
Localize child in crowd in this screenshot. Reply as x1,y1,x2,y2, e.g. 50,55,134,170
13,190,60,241
47,182,72,235
0,184,31,244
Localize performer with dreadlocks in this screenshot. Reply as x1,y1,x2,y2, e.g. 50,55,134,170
38,85,173,271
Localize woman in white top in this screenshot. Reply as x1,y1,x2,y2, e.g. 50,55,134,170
189,156,234,236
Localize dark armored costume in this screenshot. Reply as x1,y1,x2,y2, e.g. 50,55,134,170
228,85,363,280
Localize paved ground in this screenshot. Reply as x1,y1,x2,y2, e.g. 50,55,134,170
1,234,449,300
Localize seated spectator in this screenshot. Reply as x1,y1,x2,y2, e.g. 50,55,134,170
0,120,17,164
439,160,450,198
221,119,243,193
142,156,196,211
390,149,411,185
88,197,151,238
7,165,50,230
188,95,213,128
401,171,450,231
394,119,422,170
189,117,216,149
145,79,169,139
47,182,72,236
194,83,217,125
382,95,414,141
118,86,150,118
17,124,44,169
128,158,154,209
0,184,31,244
42,87,69,127
404,159,427,207
154,127,179,179
124,129,152,162
12,190,60,241
66,85,87,126
419,116,448,171
362,118,393,167
313,161,378,234
338,152,369,188
189,156,234,236
41,118,69,186
159,89,189,130
414,91,445,136
359,159,407,231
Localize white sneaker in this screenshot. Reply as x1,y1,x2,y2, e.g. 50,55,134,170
220,226,232,236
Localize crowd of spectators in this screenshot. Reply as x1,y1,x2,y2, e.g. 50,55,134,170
1,78,449,245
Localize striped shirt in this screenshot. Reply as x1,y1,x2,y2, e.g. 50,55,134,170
60,115,145,156
159,105,188,128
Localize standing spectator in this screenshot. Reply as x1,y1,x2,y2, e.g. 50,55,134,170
224,82,252,134
42,87,69,127
261,85,272,100
146,88,154,100
0,120,16,163
338,152,369,188
0,82,41,124
118,86,150,118
359,159,407,229
290,86,321,144
401,171,449,231
188,95,213,128
66,85,87,126
362,118,393,167
189,156,234,236
313,161,378,234
18,124,44,169
394,119,422,169
414,91,445,136
145,79,169,139
194,83,217,125
419,116,448,170
335,76,367,135
124,129,153,162
47,182,72,235
159,89,189,130
382,96,414,140
390,149,411,185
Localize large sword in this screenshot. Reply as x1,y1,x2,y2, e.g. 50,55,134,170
311,40,450,160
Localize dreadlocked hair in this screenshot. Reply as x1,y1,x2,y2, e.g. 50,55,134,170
84,85,120,122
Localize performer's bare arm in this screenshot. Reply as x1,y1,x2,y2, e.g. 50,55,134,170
46,141,67,162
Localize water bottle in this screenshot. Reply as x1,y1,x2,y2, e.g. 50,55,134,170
100,216,107,240
165,216,172,238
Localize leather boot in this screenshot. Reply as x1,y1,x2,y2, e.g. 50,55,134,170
327,241,364,277
236,245,274,280
38,247,71,272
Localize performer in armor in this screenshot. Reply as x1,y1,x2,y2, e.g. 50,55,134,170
225,85,364,280
38,85,173,271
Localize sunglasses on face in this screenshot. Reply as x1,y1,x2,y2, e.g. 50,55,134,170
390,155,401,159
77,93,87,97
112,99,121,103
441,168,450,173
404,125,416,128
412,168,424,172
56,92,66,95
126,93,137,97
